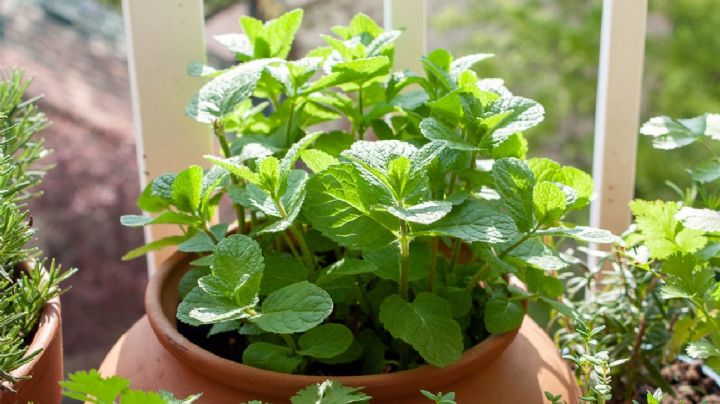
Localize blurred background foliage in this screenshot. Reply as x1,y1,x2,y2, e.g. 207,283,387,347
433,0,720,201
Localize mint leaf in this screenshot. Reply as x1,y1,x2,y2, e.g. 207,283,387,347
492,158,534,231
420,118,476,151
242,342,302,373
379,293,463,367
484,95,544,142
304,163,395,250
640,113,720,150
261,254,308,295
137,183,170,212
686,340,720,359
177,287,254,326
536,226,619,244
151,173,176,201
187,59,271,123
416,200,518,243
300,149,339,173
177,232,215,253
212,235,264,304
172,165,203,212
676,207,720,232
450,53,494,79
291,380,371,404
121,235,189,261
690,158,720,183
298,323,354,359
252,281,333,334
484,295,524,334
364,243,430,282
386,201,452,224
120,212,198,227
316,258,377,284
533,181,567,224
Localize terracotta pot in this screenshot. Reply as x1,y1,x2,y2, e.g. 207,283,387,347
0,295,63,404
100,250,579,403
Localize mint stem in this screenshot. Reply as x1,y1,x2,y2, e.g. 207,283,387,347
213,120,246,233
398,220,410,300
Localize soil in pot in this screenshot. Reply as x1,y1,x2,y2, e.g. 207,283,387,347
622,360,720,404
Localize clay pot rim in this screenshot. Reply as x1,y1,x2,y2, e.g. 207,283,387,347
146,249,524,398
0,262,61,390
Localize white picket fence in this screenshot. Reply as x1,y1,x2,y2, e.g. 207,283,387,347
121,0,648,271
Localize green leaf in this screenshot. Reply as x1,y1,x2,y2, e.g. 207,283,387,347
437,287,472,318
640,113,720,149
291,380,371,404
121,235,189,261
686,340,720,360
300,149,339,173
261,254,308,295
212,33,252,57
120,211,198,227
304,163,396,250
212,234,264,306
484,95,544,142
280,132,322,174
364,243,431,282
177,232,215,253
492,158,534,231
316,258,377,284
252,281,333,334
484,295,524,334
137,183,170,212
386,201,452,225
258,170,309,234
176,287,254,326
450,53,494,79
379,293,463,367
420,118,476,151
260,9,304,59
186,59,272,123
629,200,706,258
242,342,302,373
61,370,129,403
689,158,720,183
298,323,354,359
366,30,402,57
533,181,567,224
676,207,720,232
416,200,518,243
508,239,568,271
535,226,619,244
151,174,176,201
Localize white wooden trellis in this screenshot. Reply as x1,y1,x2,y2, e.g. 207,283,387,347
122,0,647,273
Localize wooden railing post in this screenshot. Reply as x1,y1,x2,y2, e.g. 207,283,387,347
122,0,213,272
590,0,648,238
384,0,427,72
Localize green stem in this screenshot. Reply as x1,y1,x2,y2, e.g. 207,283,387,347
290,225,315,270
281,334,297,354
428,238,438,292
281,231,301,260
465,264,490,292
357,83,364,140
213,121,246,232
447,239,462,273
398,220,411,300
286,100,296,144
499,234,530,259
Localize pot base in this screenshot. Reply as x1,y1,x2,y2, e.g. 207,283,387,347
99,315,578,403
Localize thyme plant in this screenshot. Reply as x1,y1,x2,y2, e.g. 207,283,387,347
123,11,616,373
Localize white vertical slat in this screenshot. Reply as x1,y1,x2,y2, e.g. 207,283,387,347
122,0,213,272
383,0,427,72
590,0,647,237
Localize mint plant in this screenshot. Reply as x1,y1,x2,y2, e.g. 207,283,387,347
122,11,615,374
0,70,75,392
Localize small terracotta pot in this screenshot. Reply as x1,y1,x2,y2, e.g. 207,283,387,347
100,250,579,403
0,295,63,404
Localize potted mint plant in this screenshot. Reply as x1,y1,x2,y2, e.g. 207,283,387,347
102,10,615,402
0,70,75,403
